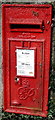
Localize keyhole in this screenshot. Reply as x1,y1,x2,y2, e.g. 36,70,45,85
15,77,19,83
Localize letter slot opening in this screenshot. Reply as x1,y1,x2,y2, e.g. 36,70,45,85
9,19,44,32
10,24,40,29
10,24,44,32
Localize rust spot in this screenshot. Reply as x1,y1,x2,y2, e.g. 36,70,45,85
32,11,39,16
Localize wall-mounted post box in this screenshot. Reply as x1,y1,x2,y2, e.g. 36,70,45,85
2,4,52,117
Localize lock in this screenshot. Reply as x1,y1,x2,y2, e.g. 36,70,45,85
15,77,19,83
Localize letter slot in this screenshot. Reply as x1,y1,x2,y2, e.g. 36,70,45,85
10,18,44,32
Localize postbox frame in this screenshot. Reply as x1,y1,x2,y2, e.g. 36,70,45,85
2,4,52,117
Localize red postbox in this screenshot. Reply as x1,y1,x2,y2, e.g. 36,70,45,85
2,4,52,117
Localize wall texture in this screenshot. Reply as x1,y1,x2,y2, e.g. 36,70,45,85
1,0,55,2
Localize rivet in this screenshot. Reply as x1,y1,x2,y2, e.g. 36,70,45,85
47,21,50,24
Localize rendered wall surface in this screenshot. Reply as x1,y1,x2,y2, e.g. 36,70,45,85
1,0,55,2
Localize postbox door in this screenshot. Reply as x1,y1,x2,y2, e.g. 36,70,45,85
9,39,44,111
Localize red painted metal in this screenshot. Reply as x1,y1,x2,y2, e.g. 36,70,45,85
2,4,52,117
